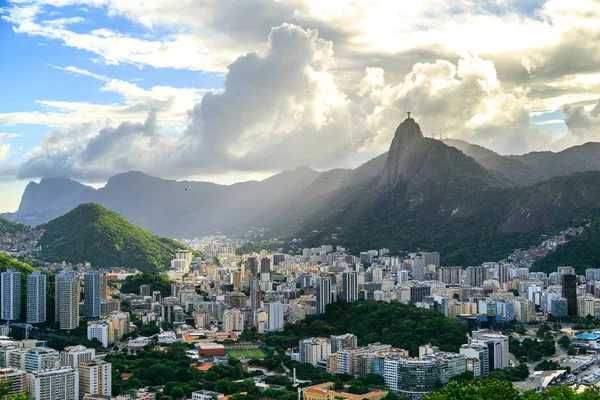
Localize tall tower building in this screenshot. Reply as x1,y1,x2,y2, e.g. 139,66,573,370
562,274,578,316
245,257,258,277
27,272,47,324
56,272,80,330
412,256,425,281
316,275,332,314
249,278,261,310
79,360,112,400
497,264,509,285
342,270,358,303
422,252,440,270
100,275,108,301
84,272,102,318
1,269,21,321
268,302,284,332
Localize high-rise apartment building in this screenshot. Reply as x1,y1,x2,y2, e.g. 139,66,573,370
87,323,110,348
245,257,258,277
412,256,425,281
79,360,111,400
562,274,578,316
299,337,331,366
60,346,96,370
24,347,60,373
342,270,358,303
0,368,26,398
84,272,102,318
28,367,78,400
27,272,47,324
268,302,284,332
330,333,358,353
465,266,490,287
1,269,21,321
273,254,285,266
422,252,440,270
439,267,462,285
56,272,79,330
316,275,332,314
222,309,244,332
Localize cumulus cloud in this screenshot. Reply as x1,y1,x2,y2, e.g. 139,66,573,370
560,99,600,147
356,54,549,154
17,24,365,179
4,0,600,182
0,133,19,161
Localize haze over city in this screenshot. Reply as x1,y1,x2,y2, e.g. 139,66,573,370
1,0,600,211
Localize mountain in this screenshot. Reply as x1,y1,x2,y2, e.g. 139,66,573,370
379,118,506,189
444,139,600,186
38,203,186,270
7,162,383,237
8,118,600,263
510,142,600,178
17,177,95,215
443,139,545,186
272,119,600,265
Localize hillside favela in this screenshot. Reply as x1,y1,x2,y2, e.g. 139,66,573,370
2,1,600,400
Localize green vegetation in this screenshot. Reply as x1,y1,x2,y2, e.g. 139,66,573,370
284,165,600,265
534,219,600,274
425,379,600,400
264,301,467,356
235,240,283,256
120,271,173,296
535,360,565,372
509,337,555,363
0,216,29,234
227,348,266,358
0,252,36,274
488,365,530,382
38,203,187,270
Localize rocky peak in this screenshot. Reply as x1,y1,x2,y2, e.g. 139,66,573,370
378,117,426,187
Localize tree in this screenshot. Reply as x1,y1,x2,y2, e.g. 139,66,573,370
426,379,519,400
558,335,571,349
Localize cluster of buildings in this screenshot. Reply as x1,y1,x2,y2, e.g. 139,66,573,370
295,331,508,398
0,341,111,400
0,268,122,329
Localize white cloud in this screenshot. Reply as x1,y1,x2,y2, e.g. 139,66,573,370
0,133,20,161
0,65,212,129
2,0,600,182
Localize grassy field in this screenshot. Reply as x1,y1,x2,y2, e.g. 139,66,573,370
226,348,266,359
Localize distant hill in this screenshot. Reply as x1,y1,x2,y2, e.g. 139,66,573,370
38,203,185,270
0,216,29,234
444,139,600,186
0,252,36,274
17,176,95,215
443,139,545,186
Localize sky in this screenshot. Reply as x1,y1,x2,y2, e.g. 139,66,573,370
0,0,600,212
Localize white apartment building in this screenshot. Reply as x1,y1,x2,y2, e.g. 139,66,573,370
28,367,79,400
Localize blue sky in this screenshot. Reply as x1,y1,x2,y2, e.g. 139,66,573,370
0,0,599,212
